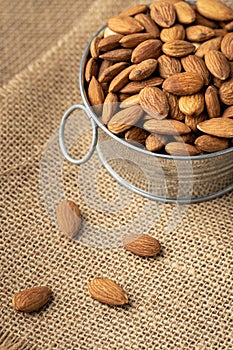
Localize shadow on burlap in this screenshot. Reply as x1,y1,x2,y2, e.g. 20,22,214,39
0,0,233,349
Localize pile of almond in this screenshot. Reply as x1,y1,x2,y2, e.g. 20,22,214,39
85,0,233,156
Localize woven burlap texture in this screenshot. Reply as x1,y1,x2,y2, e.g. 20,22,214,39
0,0,233,349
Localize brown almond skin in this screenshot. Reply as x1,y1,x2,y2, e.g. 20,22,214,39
129,59,157,81
119,4,148,17
98,34,123,51
181,55,210,85
107,16,144,35
185,113,207,132
56,200,82,239
120,33,155,48
162,72,204,96
120,94,140,108
150,2,176,28
145,134,167,152
160,24,185,42
195,37,222,58
195,135,230,153
109,65,136,92
99,49,132,63
90,37,100,59
196,0,233,22
99,62,129,84
158,55,182,79
88,278,128,306
85,58,99,83
165,142,200,156
195,12,218,29
205,86,221,119
144,119,191,135
221,33,233,61
174,133,196,144
123,234,161,257
139,87,169,119
125,127,148,145
135,13,160,38
12,287,52,313
205,50,230,80
108,105,144,134
102,92,118,125
219,77,233,105
186,25,215,42
179,93,205,116
197,118,233,138
222,106,233,119
98,60,113,81
119,77,164,94
162,40,195,58
174,1,196,24
132,39,162,64
225,21,233,32
164,92,184,121
88,76,105,115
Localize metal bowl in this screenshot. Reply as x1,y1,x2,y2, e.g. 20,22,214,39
59,24,233,204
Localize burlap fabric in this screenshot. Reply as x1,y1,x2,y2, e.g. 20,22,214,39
0,0,233,349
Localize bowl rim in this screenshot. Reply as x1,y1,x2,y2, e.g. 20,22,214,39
79,24,233,161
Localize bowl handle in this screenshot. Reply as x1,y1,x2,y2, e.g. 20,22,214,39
59,104,97,164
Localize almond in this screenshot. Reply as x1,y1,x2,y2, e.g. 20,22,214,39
196,0,233,22
222,106,233,118
145,133,167,151
174,133,196,144
98,34,123,51
165,142,200,156
129,59,158,81
225,21,233,32
119,4,148,17
98,62,129,83
181,55,210,85
162,72,204,96
85,58,99,83
108,105,144,134
197,118,233,138
120,33,155,48
174,1,196,24
99,49,132,62
221,33,233,61
205,86,221,118
179,93,205,116
98,60,113,80
162,40,195,57
88,278,128,306
12,287,52,313
119,93,131,102
135,13,160,38
150,1,176,28
102,92,118,125
195,135,230,153
205,50,230,80
131,39,162,64
125,127,148,145
186,25,215,42
185,113,207,132
107,16,144,35
139,87,169,119
144,119,191,135
119,77,164,94
164,92,184,120
195,12,219,29
219,77,233,105
109,65,136,92
90,37,101,59
104,27,118,38
123,234,161,257
160,24,185,42
195,37,222,58
56,199,82,239
120,94,140,108
158,55,182,78
88,76,105,115
214,28,228,37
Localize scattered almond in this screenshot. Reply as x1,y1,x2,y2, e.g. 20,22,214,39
56,200,82,239
123,234,161,257
12,287,52,313
88,278,128,306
